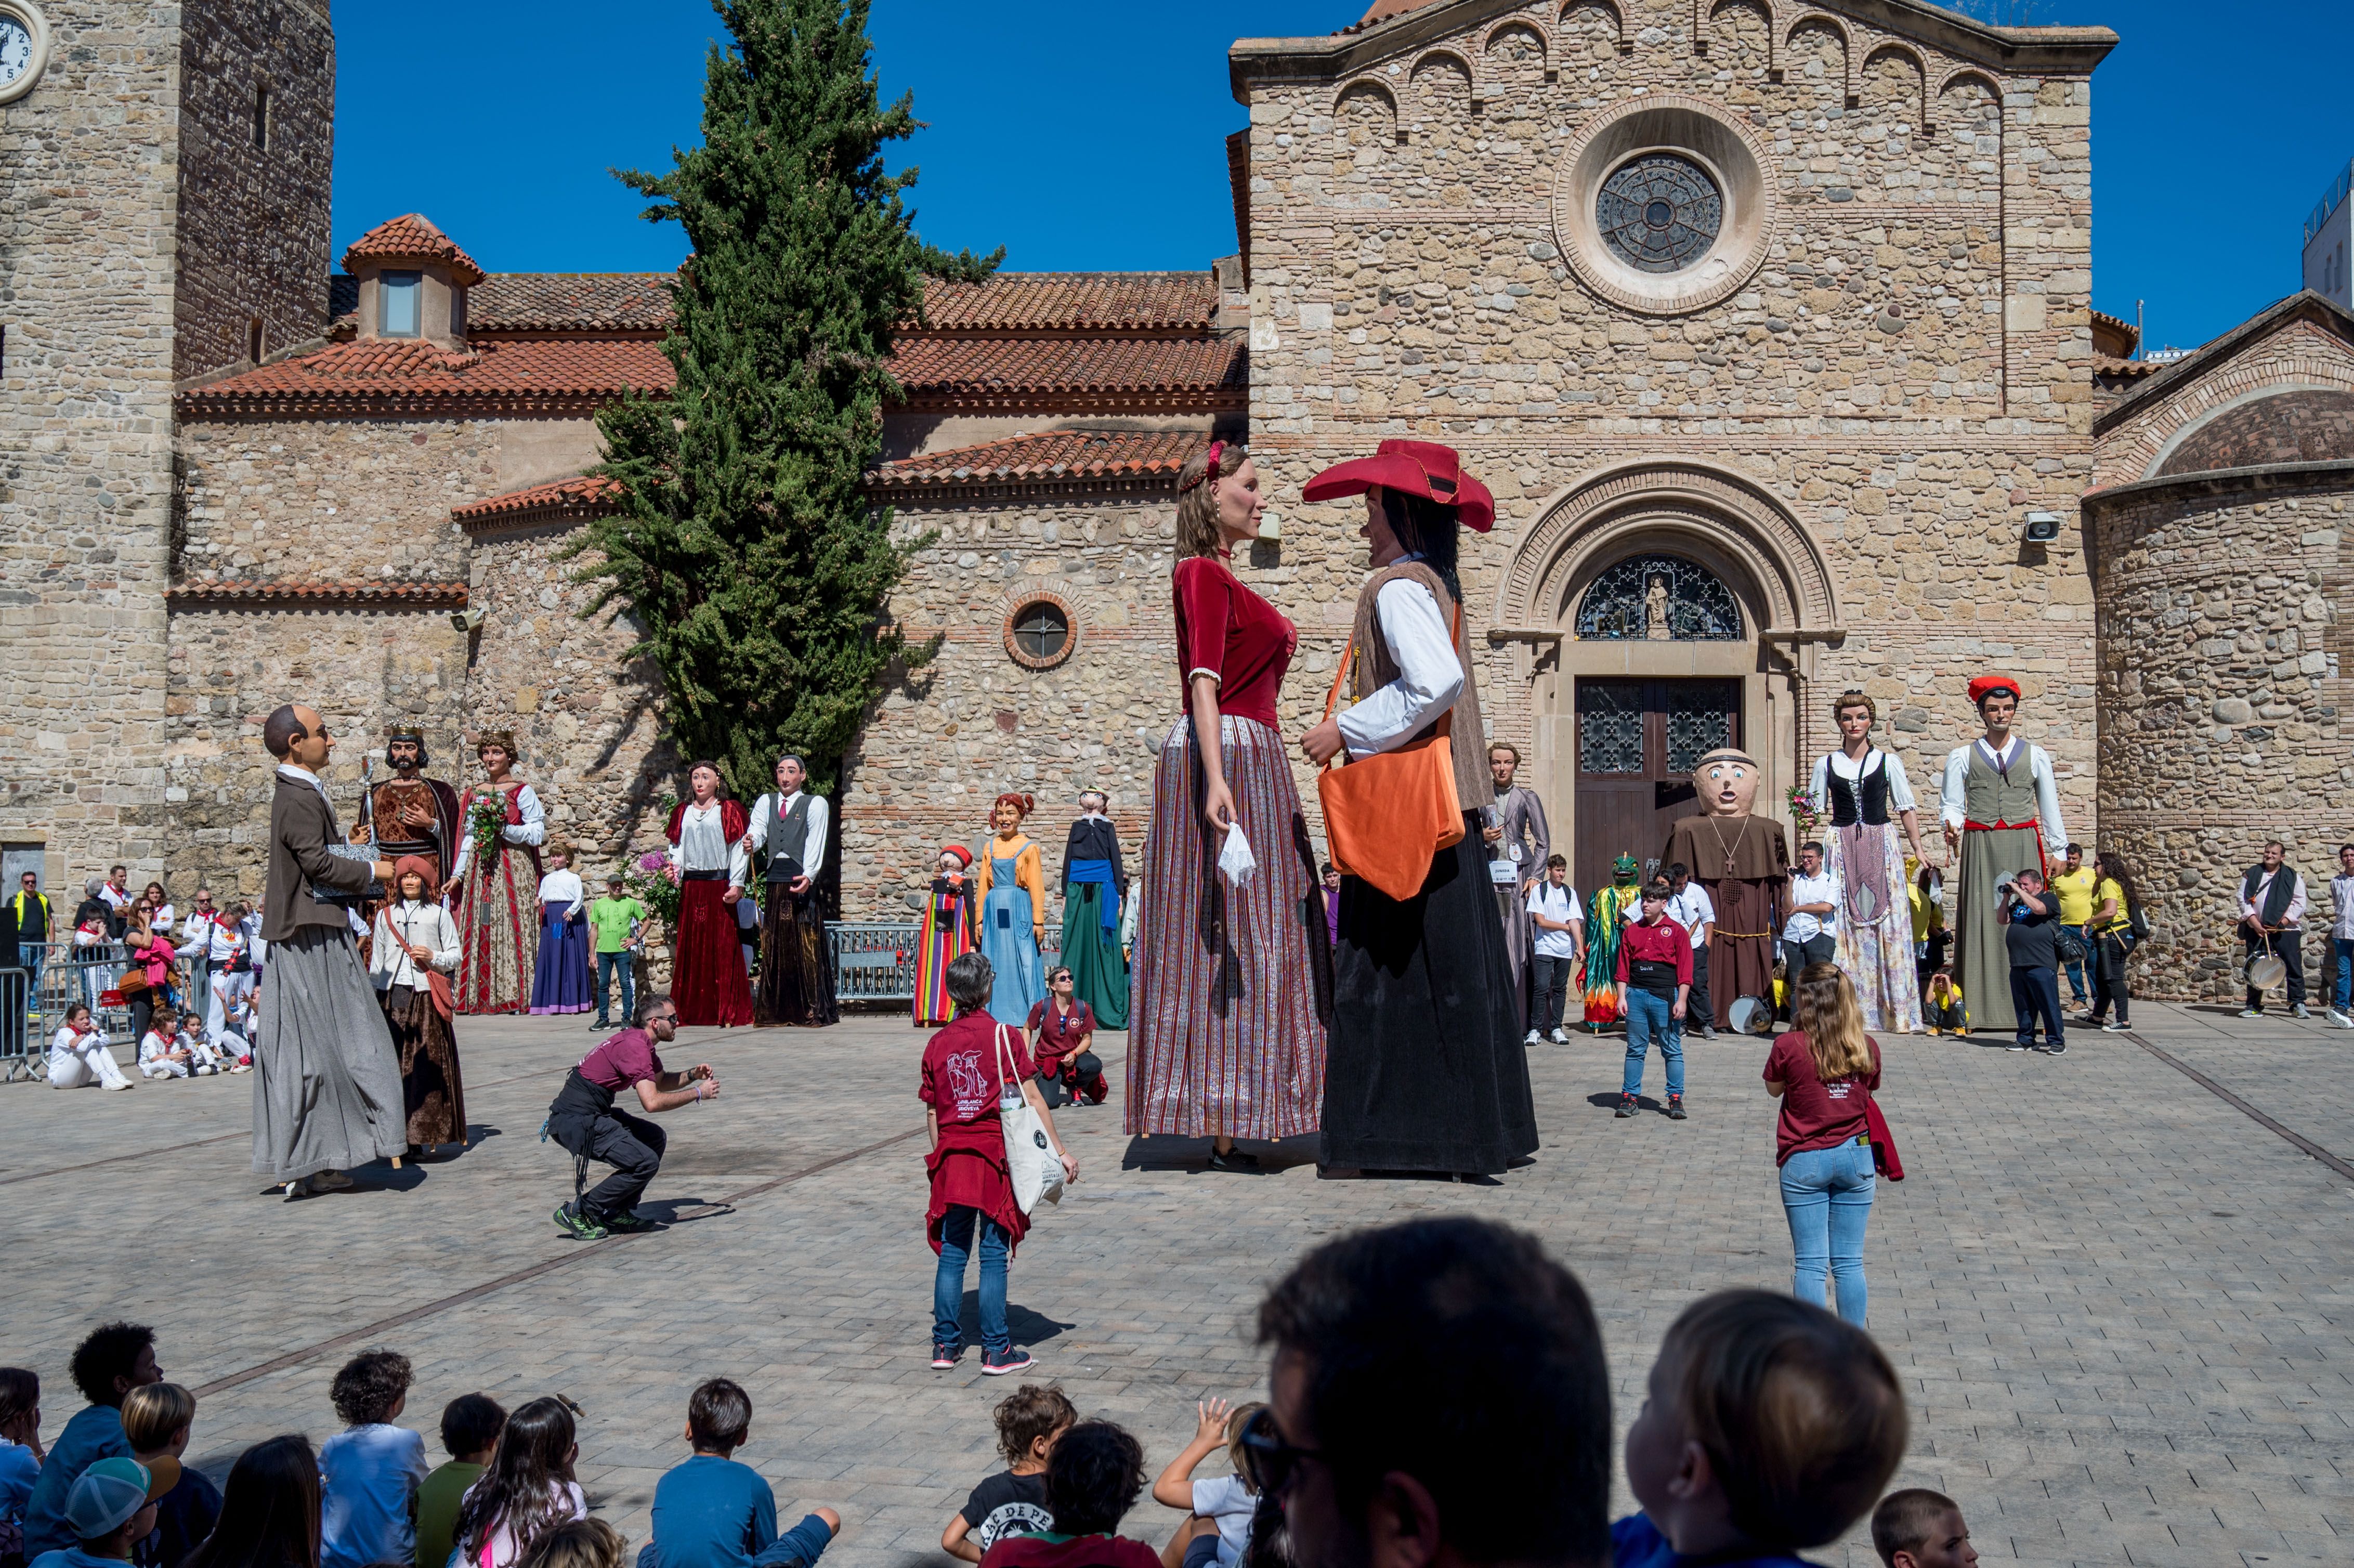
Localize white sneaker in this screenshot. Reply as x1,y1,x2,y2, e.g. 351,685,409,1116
1549,1028,1571,1044
2239,1008,2264,1018
2293,1004,2312,1019
1523,1030,1543,1046
105,1080,135,1091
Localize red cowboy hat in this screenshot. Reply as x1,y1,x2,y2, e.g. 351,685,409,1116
1301,439,1496,532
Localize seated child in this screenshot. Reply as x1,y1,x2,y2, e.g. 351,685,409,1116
524,1519,630,1568
1923,970,1967,1038
1146,1401,1262,1568
1869,1489,1976,1568
416,1393,505,1568
136,1012,192,1081
31,1456,169,1568
640,1379,838,1568
318,1351,428,1568
943,1386,1075,1563
121,1385,219,1568
1615,1289,1907,1568
182,1022,245,1077
977,1422,1158,1568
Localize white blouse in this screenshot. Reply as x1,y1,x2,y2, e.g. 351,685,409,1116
447,783,546,881
369,900,461,992
50,1024,109,1065
538,869,585,910
670,800,751,886
1335,577,1464,757
1807,748,1919,816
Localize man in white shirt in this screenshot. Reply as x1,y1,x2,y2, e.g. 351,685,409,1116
2329,843,2354,1028
742,753,838,1028
1665,863,1718,1040
100,865,132,937
179,888,226,1023
1524,855,1583,1045
2238,839,2310,1020
1782,841,1840,1018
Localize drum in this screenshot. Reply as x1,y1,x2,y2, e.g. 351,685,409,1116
1727,995,1774,1036
2247,953,2288,991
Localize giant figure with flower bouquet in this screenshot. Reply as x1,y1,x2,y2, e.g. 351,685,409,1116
1809,691,1930,1032
447,730,545,1014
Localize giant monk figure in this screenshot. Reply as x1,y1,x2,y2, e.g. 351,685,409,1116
1660,748,1789,1030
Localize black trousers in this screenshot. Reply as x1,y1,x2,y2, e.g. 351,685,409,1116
2087,933,2130,1026
547,1072,667,1221
2244,929,2306,1009
2010,965,2063,1046
1781,935,1835,1018
1530,954,1573,1035
1688,946,1712,1030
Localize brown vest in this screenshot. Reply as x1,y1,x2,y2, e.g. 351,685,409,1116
1346,561,1495,813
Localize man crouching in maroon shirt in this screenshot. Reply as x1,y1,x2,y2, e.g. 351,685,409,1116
1615,879,1694,1122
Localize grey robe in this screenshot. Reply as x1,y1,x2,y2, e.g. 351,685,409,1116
1489,786,1552,1030
253,772,407,1183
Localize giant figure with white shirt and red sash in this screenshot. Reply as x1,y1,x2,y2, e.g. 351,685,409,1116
1939,675,2068,1034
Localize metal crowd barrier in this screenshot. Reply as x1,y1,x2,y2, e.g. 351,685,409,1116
0,968,28,1081
825,920,1063,1005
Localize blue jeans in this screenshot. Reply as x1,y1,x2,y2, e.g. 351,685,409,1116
1780,1140,1876,1326
933,1204,1011,1355
595,950,634,1024
2060,924,2089,1001
1621,987,1683,1097
2331,937,2354,1012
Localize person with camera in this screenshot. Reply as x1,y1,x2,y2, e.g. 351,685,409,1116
1995,867,2065,1055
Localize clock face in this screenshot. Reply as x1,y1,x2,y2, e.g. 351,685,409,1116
0,18,30,88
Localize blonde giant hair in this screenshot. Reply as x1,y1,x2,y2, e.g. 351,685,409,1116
1173,441,1249,559
1793,963,1875,1082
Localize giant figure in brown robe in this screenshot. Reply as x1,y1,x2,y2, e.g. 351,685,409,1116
1660,748,1789,1030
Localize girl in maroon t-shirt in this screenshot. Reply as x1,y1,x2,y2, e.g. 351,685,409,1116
922,951,1078,1375
1763,963,1883,1328
1026,967,1106,1107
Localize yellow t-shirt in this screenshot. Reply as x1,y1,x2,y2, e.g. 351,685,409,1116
2091,877,2127,935
2050,866,2098,925
1908,882,1943,943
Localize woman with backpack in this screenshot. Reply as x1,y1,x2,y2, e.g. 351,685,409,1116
2080,849,2140,1032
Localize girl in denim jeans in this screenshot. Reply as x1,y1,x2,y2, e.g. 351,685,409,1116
1763,963,1882,1327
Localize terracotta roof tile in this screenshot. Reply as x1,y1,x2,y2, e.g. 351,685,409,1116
917,272,1215,334
167,580,469,608
891,336,1245,409
871,429,1209,493
342,214,487,285
179,336,674,417
469,273,677,334
452,474,627,529
2095,354,2164,379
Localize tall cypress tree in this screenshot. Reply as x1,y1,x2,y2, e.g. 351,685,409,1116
578,0,997,797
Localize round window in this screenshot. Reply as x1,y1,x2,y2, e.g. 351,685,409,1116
1596,154,1722,274
1004,596,1076,671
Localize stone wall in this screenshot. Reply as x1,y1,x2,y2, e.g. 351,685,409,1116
176,0,335,378
177,417,493,585
2088,466,2353,1001
1234,0,2104,859
0,2,194,892
2096,314,2354,486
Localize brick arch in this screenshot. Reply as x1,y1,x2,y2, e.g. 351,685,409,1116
1935,66,2003,109
1482,18,1551,79
1559,0,1628,58
1860,42,1928,132
1409,47,1477,97
1784,13,1854,107
1705,0,1775,77
1333,74,1402,145
2152,387,2354,477
1495,459,1842,635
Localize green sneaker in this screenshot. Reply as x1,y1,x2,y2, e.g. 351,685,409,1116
553,1203,608,1241
604,1209,658,1234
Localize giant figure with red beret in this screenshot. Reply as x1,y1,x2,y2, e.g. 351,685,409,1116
1937,675,2068,1033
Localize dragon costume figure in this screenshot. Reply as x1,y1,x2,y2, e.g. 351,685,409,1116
1578,853,1644,1027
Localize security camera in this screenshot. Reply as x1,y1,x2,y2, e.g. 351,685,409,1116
2022,510,2061,543
450,606,486,632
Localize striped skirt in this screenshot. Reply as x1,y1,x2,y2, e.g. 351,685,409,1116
1126,714,1332,1141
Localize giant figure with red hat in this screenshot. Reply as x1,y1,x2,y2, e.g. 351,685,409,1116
1299,440,1538,1178
665,760,753,1028
1937,675,2068,1032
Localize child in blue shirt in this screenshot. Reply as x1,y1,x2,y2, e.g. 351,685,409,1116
639,1380,838,1568
318,1351,429,1568
1614,1290,1906,1567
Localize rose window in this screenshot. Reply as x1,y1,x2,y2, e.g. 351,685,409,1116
1596,154,1723,274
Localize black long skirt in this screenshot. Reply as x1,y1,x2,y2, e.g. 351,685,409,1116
756,888,838,1027
1323,811,1539,1175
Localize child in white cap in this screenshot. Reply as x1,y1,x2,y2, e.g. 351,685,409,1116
28,1455,171,1568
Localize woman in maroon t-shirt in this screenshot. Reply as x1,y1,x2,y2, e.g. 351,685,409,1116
1763,962,1883,1327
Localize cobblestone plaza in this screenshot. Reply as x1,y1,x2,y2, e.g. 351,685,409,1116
8,1006,2352,1568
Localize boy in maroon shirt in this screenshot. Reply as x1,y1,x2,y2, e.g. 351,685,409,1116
1615,879,1694,1121
923,952,1078,1375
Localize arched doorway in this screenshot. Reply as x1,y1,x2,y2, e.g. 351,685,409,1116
1487,460,1843,901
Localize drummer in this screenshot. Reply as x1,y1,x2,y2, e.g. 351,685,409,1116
1995,867,2066,1055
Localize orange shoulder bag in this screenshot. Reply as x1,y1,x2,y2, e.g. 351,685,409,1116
1315,603,1467,902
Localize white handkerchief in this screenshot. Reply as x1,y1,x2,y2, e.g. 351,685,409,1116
1218,823,1258,887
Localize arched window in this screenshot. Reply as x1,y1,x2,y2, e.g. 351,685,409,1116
1574,555,1742,641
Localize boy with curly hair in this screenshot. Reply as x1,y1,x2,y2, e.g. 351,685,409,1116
942,1385,1077,1563
21,1324,162,1559
977,1422,1157,1568
320,1351,429,1568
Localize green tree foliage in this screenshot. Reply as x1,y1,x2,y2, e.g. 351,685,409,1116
576,0,996,797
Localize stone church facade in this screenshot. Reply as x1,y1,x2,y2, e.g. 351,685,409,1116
3,0,2349,1000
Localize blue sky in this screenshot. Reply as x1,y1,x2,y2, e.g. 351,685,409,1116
329,0,2353,352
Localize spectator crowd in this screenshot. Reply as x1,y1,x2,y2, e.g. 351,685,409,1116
2,1220,1995,1568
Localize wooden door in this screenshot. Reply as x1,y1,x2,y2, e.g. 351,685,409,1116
1573,678,1741,899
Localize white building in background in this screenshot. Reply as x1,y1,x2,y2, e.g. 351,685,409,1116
2308,160,2353,310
